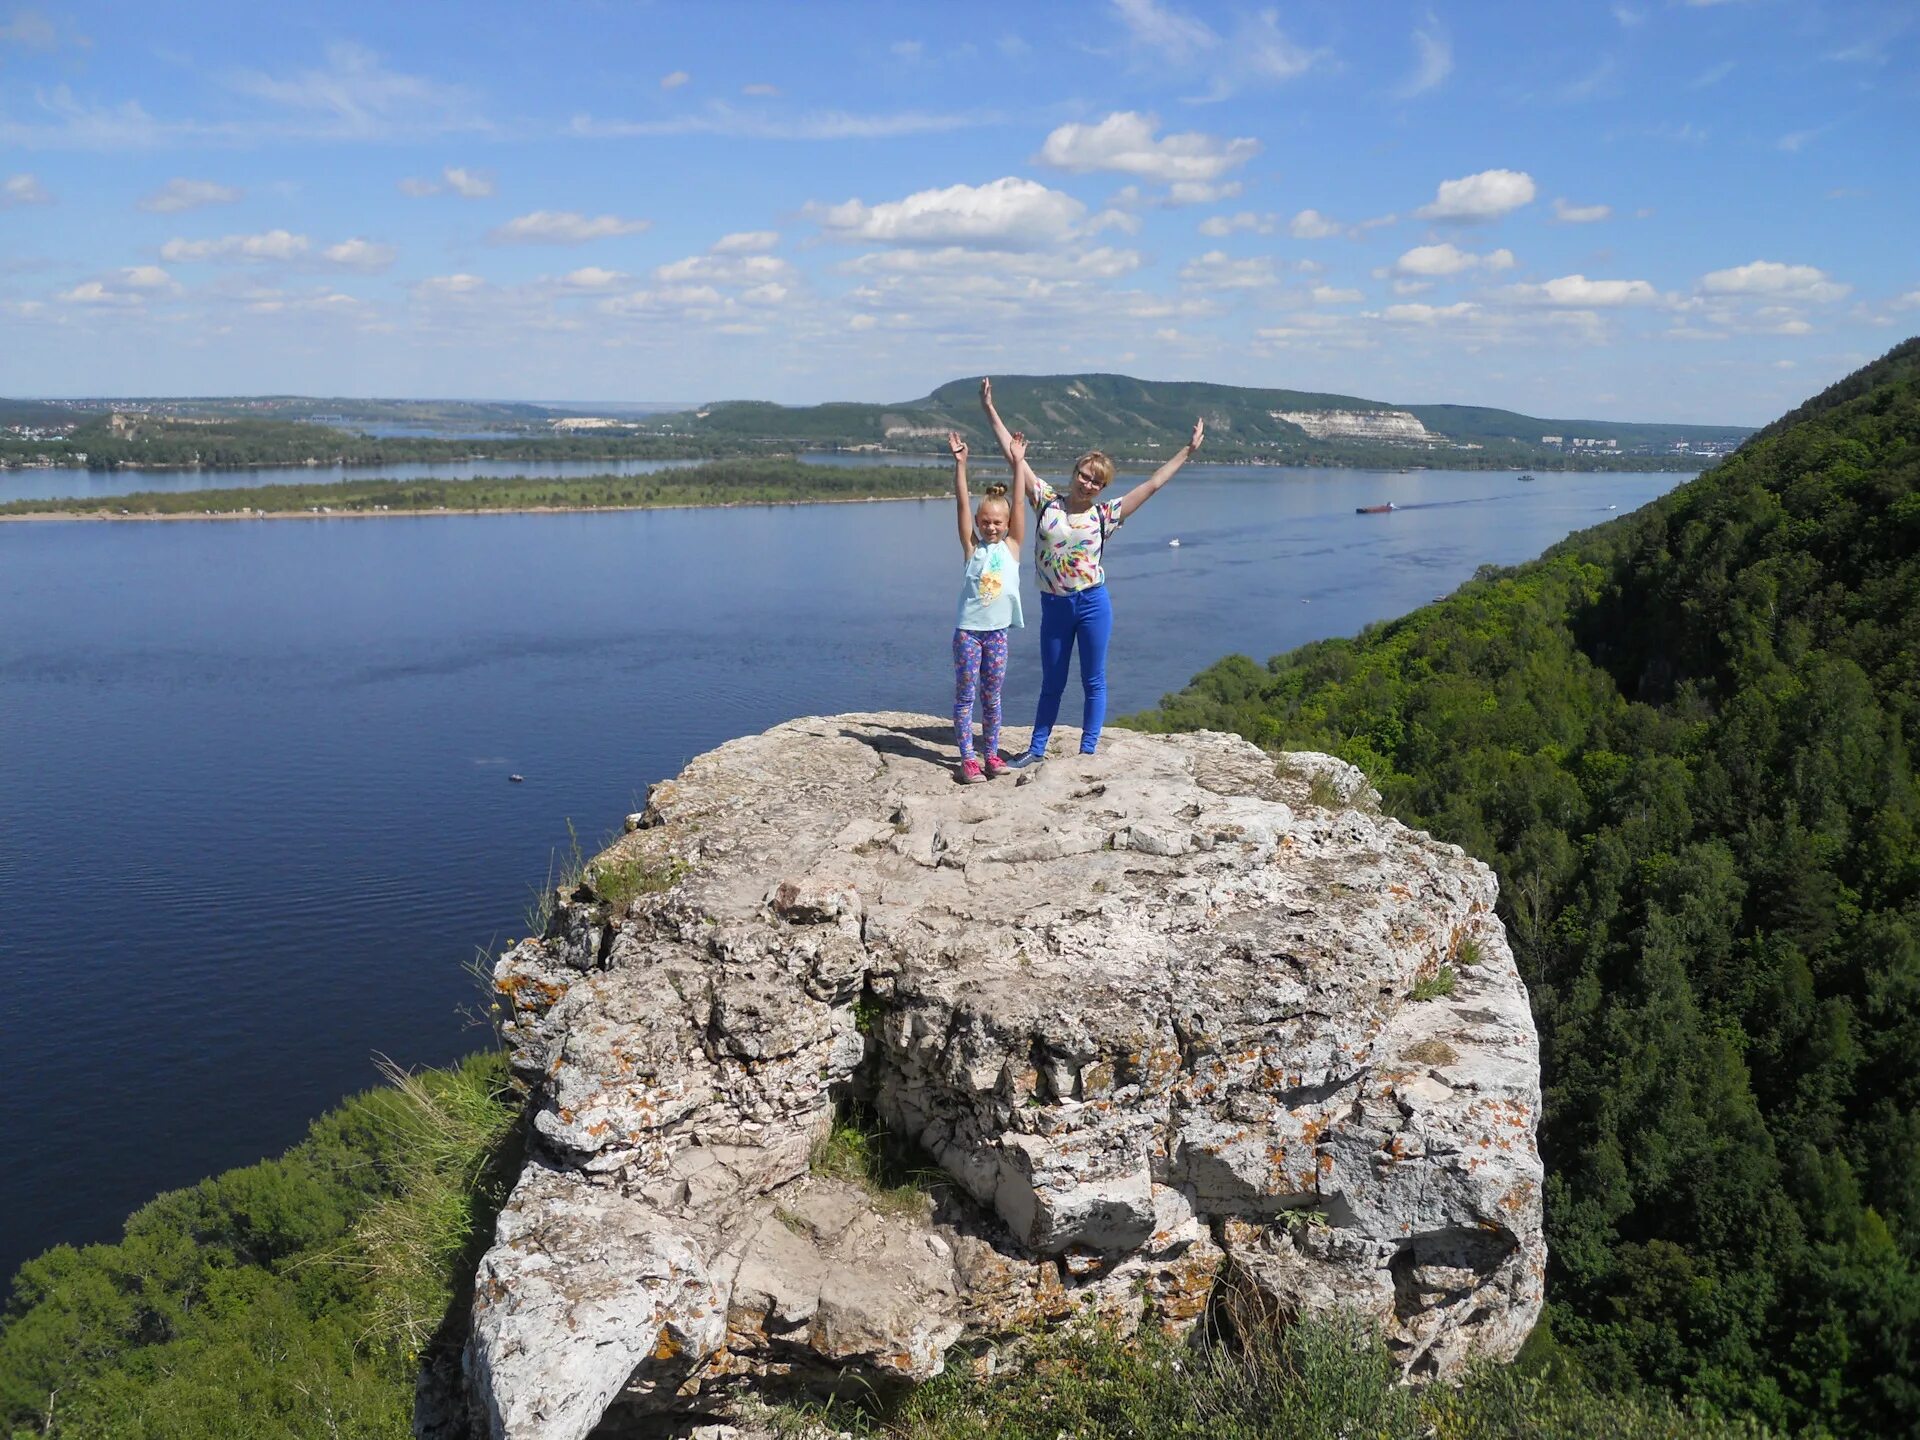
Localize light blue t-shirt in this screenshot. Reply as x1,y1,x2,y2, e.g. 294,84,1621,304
955,539,1024,632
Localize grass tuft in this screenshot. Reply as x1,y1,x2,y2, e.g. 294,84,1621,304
1411,966,1458,1001
340,1055,522,1359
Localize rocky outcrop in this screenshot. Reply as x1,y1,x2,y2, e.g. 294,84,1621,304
1269,408,1434,443
466,714,1544,1439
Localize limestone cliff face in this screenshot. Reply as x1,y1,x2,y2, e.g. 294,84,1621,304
1269,408,1434,443
465,715,1544,1439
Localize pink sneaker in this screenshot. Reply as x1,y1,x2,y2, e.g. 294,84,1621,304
983,754,1010,779
958,758,986,784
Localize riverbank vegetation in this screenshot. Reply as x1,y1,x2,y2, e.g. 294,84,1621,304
0,1053,519,1438
1127,337,1920,1435
0,458,950,519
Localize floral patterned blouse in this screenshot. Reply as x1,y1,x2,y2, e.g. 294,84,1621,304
1030,477,1124,595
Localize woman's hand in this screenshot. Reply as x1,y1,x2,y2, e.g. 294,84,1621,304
949,431,969,462
1189,417,1206,453
979,377,993,412
1007,430,1026,465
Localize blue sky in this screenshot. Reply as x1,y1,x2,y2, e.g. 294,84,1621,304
1,1,1914,423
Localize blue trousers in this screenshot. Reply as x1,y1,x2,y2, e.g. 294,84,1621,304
1030,584,1113,757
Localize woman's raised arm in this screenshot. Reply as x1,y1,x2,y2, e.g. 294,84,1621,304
1006,432,1028,546
981,377,1044,495
1117,416,1205,521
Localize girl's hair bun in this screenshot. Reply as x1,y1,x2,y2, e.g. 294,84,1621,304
982,482,1010,500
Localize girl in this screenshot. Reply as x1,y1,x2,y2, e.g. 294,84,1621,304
977,377,1203,764
947,429,1025,782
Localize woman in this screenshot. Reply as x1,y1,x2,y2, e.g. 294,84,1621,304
978,377,1205,765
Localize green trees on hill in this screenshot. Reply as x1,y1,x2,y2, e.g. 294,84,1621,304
1129,338,1920,1436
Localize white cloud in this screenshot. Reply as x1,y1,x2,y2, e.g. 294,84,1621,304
1415,168,1536,222
2,172,51,206
842,246,1142,283
655,253,795,287
488,211,651,244
1391,242,1514,277
1110,0,1218,65
1310,284,1363,304
1289,208,1342,239
398,165,494,199
1552,197,1612,223
1688,60,1736,88
1199,211,1277,237
1374,301,1479,324
414,273,487,297
138,178,240,213
119,265,177,290
809,177,1085,249
890,40,924,61
742,83,780,97
559,267,628,290
1700,260,1849,302
712,230,779,254
58,281,139,306
1179,250,1281,290
227,42,485,142
443,166,492,198
568,105,989,142
1891,289,1920,311
1507,274,1660,306
322,237,396,270
1036,111,1258,184
660,70,690,89
57,266,179,305
1396,17,1453,98
1109,0,1323,100
848,313,877,331
161,228,309,263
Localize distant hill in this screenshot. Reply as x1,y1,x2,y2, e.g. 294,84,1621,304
0,398,80,428
657,372,1750,468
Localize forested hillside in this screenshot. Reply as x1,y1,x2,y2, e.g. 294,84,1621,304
662,372,1747,467
1130,338,1920,1436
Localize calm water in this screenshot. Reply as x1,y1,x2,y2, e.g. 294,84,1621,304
0,467,1679,1282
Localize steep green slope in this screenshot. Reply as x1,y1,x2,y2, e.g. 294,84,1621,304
1129,337,1920,1436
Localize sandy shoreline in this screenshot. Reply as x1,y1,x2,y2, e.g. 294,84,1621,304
0,491,951,525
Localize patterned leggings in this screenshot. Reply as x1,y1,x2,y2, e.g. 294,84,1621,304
952,627,1009,761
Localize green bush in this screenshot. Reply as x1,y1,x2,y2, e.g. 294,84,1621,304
0,1052,520,1438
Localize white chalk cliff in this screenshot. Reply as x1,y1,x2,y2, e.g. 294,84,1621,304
465,715,1544,1439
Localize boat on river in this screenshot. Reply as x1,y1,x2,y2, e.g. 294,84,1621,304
1518,473,1536,482
1355,502,1396,515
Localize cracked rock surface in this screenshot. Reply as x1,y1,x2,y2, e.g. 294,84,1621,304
465,714,1544,1439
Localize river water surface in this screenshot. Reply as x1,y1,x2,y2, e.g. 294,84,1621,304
0,465,1679,1281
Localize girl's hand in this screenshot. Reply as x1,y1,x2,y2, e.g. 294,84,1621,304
948,431,969,461
1007,430,1027,464
1189,417,1206,453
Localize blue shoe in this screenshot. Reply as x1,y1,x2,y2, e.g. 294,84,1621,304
1009,750,1046,769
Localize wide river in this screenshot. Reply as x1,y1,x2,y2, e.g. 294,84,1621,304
0,465,1682,1282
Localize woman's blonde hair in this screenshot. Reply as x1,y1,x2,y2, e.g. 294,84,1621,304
1074,451,1115,489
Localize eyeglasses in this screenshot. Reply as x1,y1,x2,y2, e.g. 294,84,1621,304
1074,469,1106,488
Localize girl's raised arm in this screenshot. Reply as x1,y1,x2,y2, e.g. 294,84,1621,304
1117,416,1205,521
949,432,974,556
